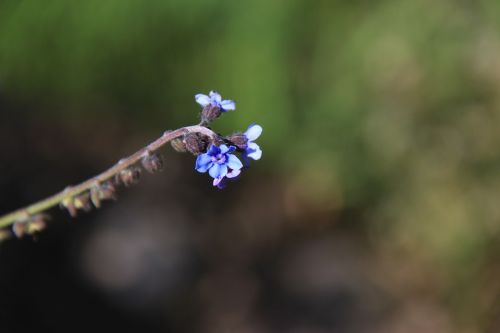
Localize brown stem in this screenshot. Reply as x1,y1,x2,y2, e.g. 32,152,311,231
0,125,217,229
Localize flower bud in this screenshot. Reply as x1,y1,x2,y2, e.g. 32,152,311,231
12,213,49,238
141,152,163,173
73,193,92,212
226,133,248,150
201,104,222,124
60,193,91,217
61,197,78,217
117,166,141,187
170,138,187,152
90,181,117,208
183,133,208,155
12,220,27,238
26,214,48,235
211,135,225,147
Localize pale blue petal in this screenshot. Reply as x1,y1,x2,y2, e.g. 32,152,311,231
227,146,236,153
220,100,236,111
195,94,211,107
219,164,228,178
226,168,241,179
214,177,227,189
219,144,229,154
208,164,220,178
209,91,222,103
209,163,228,178
247,142,259,152
227,154,243,170
246,142,262,160
196,161,213,173
213,177,224,187
195,154,213,173
244,124,263,141
196,153,211,166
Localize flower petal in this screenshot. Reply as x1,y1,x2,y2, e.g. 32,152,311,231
209,163,228,179
245,124,263,141
209,91,222,103
227,154,243,170
213,177,227,189
195,94,211,107
226,168,241,179
207,145,220,156
197,161,213,173
246,142,262,160
213,176,224,186
219,144,230,154
195,154,213,172
220,100,236,111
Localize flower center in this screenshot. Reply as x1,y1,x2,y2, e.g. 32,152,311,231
212,153,226,164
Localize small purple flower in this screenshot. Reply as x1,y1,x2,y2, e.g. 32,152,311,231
243,124,262,161
195,144,243,188
195,91,236,112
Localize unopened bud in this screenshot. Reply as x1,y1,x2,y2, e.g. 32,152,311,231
61,196,78,217
90,181,117,208
12,213,49,238
12,220,27,238
201,104,222,123
183,133,207,155
141,152,163,174
60,191,92,217
117,166,141,187
171,138,187,152
212,135,226,147
73,193,92,212
26,214,48,235
226,133,248,150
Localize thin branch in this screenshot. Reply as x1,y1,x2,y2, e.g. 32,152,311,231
0,124,217,229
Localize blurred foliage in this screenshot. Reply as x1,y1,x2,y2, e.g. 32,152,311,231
1,0,500,331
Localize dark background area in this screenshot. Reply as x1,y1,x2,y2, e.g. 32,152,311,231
1,1,500,332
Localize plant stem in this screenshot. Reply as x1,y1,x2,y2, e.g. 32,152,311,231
0,125,216,229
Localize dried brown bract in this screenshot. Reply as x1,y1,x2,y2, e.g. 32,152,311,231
12,213,49,238
116,166,141,187
183,132,208,155
90,181,117,208
142,152,163,174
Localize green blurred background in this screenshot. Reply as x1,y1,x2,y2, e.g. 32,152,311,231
0,0,499,332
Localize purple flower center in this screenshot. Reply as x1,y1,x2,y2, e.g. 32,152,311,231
212,153,226,164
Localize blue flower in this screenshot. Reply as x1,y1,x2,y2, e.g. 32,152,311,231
243,124,262,161
195,91,236,112
195,144,243,188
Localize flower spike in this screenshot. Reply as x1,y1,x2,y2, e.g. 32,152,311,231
0,90,262,239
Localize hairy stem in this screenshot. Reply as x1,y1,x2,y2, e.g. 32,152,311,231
0,125,216,229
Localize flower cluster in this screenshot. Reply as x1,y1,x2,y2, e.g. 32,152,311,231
0,90,262,241
194,91,262,188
